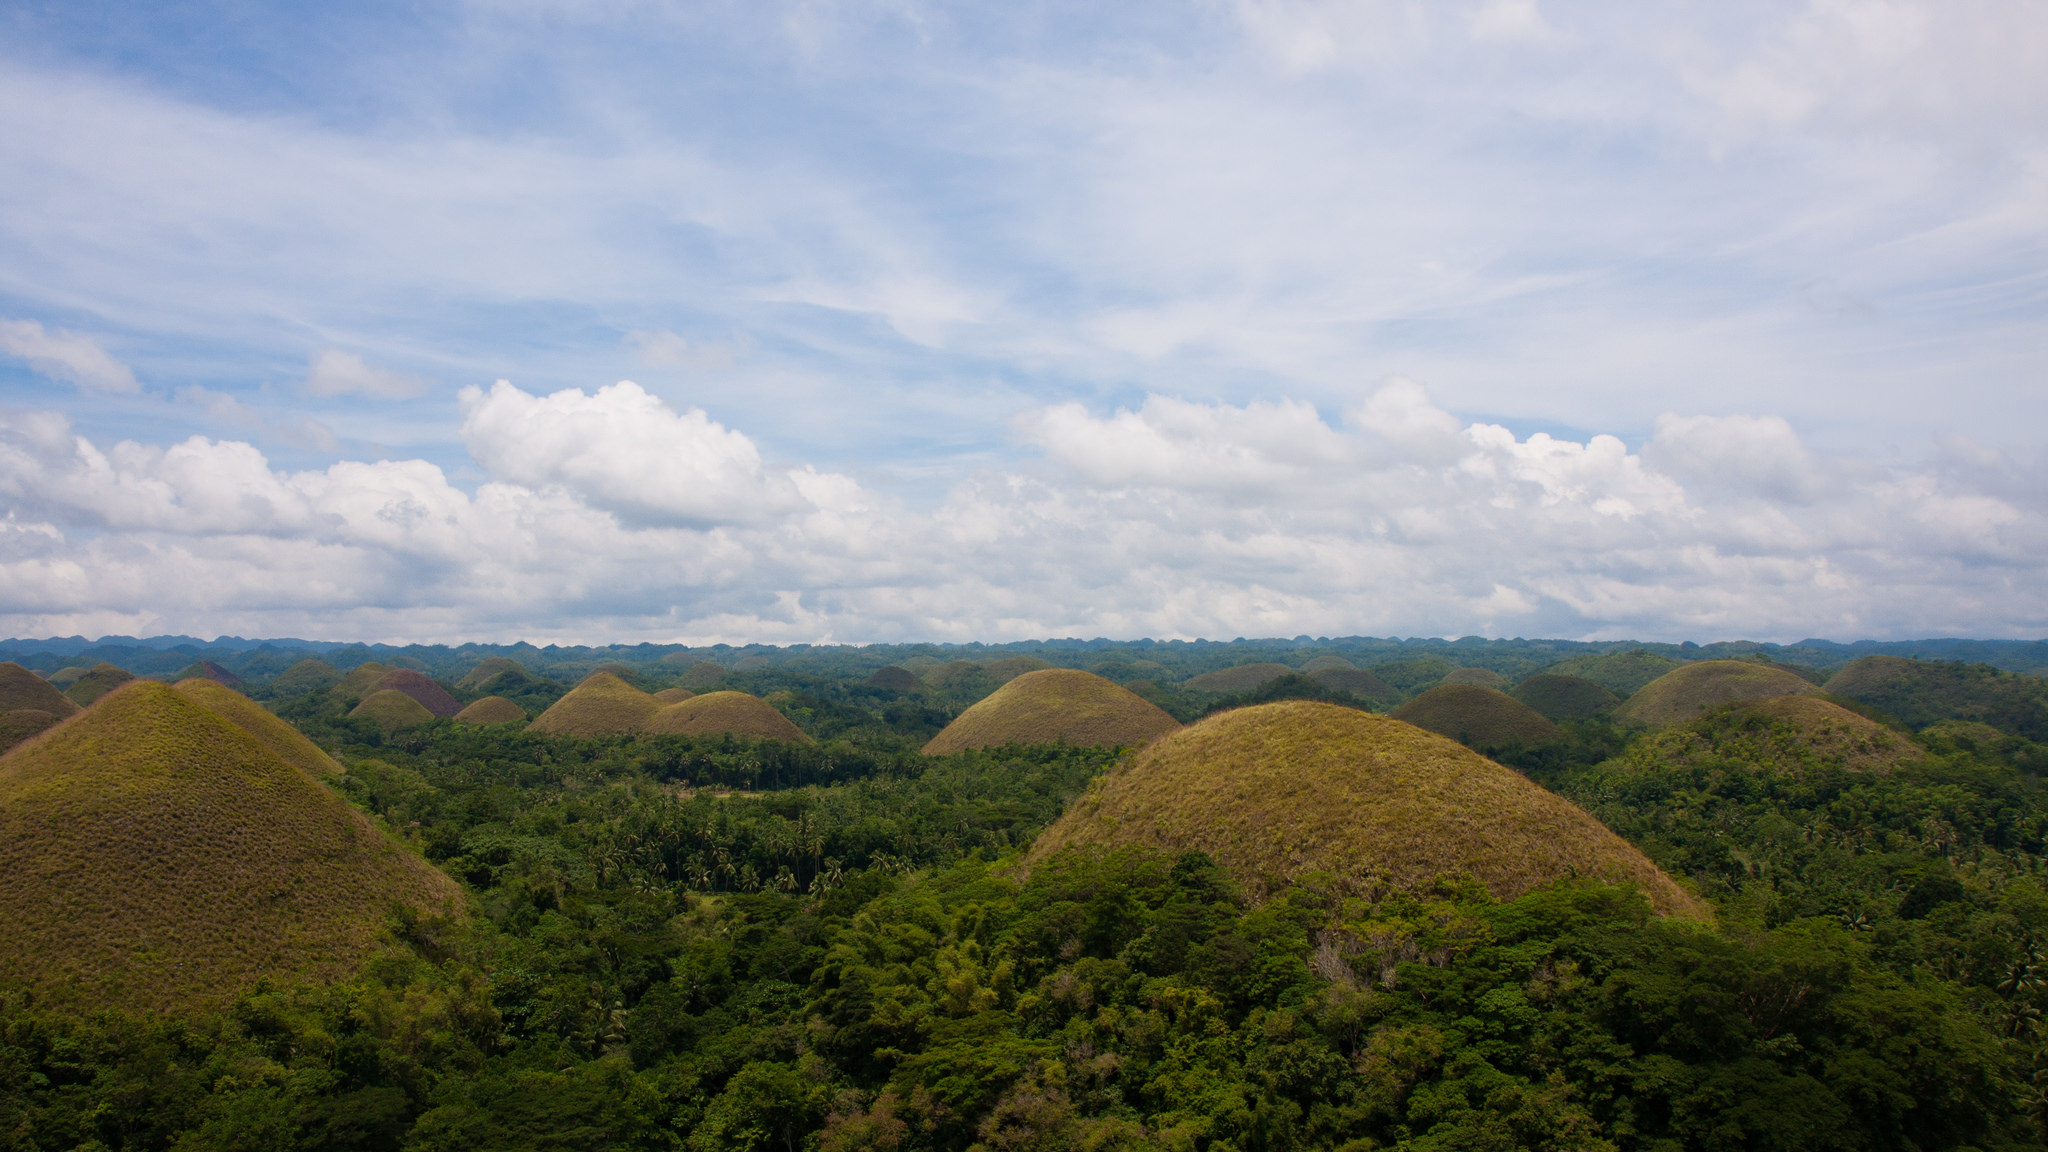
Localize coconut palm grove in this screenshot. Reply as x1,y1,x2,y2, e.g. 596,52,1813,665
1,634,2047,1149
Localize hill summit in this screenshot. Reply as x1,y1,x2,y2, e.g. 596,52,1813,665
1024,700,1704,917
0,681,458,1009
1391,684,1561,749
923,669,1181,755
1616,660,1820,727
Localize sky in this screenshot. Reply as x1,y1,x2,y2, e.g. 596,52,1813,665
0,0,2043,645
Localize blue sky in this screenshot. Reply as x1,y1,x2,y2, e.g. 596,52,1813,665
1,0,2044,644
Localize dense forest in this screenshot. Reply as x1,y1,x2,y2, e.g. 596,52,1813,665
4,643,2048,1150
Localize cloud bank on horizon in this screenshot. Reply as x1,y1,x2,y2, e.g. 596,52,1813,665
0,0,2043,644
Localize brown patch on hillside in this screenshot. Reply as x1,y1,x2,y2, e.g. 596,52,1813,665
453,696,526,725
1617,660,1820,727
0,663,79,718
644,691,812,743
527,672,663,736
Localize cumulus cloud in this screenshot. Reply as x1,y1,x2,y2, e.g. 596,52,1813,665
302,349,424,399
0,380,2043,643
0,320,140,393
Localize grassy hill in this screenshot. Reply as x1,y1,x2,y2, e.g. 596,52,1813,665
173,678,342,777
1308,666,1396,703
171,660,241,686
337,662,394,702
0,681,458,1009
372,669,462,718
1540,650,1681,696
1298,655,1357,673
0,662,79,717
1441,667,1510,689
349,689,436,732
265,658,340,698
675,662,728,691
1390,683,1562,749
1023,700,1704,916
1361,657,1457,695
527,672,663,736
0,710,61,754
1616,661,1820,727
643,691,811,742
984,656,1052,683
866,667,921,691
453,696,525,725
65,662,135,707
923,669,1181,755
456,656,526,692
652,687,696,704
1184,663,1293,693
1513,673,1621,721
1823,655,2048,739
1738,695,1926,772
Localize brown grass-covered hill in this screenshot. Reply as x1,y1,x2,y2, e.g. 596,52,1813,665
65,663,135,707
676,662,728,692
173,679,341,777
172,660,241,687
1512,674,1622,722
1024,701,1705,918
867,667,922,691
0,711,61,754
456,657,526,692
1616,661,1820,727
269,658,341,697
0,662,80,717
1391,684,1563,749
349,689,436,732
652,687,697,704
1740,696,1926,772
528,671,663,736
985,656,1053,683
1185,663,1294,693
46,667,88,688
1620,695,1927,778
923,660,995,694
338,662,394,702
1310,667,1397,703
1441,667,1511,690
454,696,526,725
1299,655,1357,673
644,691,811,742
1823,655,2048,739
923,669,1182,755
372,669,462,718
0,681,459,1010
1541,650,1682,697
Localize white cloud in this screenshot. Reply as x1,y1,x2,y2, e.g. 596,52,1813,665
1468,0,1558,45
1,380,2042,643
0,319,140,393
302,349,424,399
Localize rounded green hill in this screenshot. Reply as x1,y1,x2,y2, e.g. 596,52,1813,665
1616,660,1820,727
1740,695,1925,772
457,656,526,692
1184,663,1293,693
1513,674,1621,722
867,666,922,691
984,656,1052,683
644,691,811,742
528,672,663,736
1310,667,1396,702
1541,650,1681,696
174,678,342,777
349,689,437,732
675,662,728,691
1441,667,1510,689
268,658,340,696
923,669,1182,755
0,662,79,718
1023,701,1704,917
1391,684,1562,749
0,681,459,1009
1299,655,1357,673
337,662,394,702
454,696,526,725
65,662,135,707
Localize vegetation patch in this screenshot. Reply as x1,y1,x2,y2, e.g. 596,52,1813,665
0,681,459,1010
527,671,664,736
265,658,340,697
1391,683,1562,750
1298,654,1357,673
865,666,921,691
675,661,728,691
1308,666,1396,702
1026,699,1705,917
350,688,437,732
63,662,134,707
456,656,526,692
0,709,60,755
338,661,395,702
1360,656,1456,695
1183,662,1293,693
1617,659,1819,726
1540,649,1682,695
173,677,343,776
0,662,79,717
1824,654,2048,738
644,691,813,743
1439,666,1508,689
923,669,1180,755
453,695,526,725
1512,672,1621,721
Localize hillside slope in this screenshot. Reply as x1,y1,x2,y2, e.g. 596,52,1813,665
924,669,1180,754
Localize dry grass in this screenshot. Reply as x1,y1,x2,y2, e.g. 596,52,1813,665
984,656,1053,683
1616,660,1819,727
270,659,340,696
456,657,526,692
372,669,461,718
1023,700,1706,918
528,671,664,736
337,662,394,702
0,662,79,717
676,662,729,691
1512,674,1621,722
923,669,1182,755
652,687,697,704
174,679,342,777
1309,667,1396,702
0,709,60,754
1184,663,1294,693
644,691,812,742
173,660,241,687
454,696,526,725
1736,696,1925,772
866,667,922,691
349,689,437,732
65,663,135,708
1440,667,1509,689
0,681,460,1011
1390,684,1562,749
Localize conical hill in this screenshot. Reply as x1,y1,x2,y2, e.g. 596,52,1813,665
337,662,394,702
652,687,696,704
0,662,79,717
457,657,526,692
923,669,1181,755
173,678,342,777
1739,696,1926,772
173,660,241,687
372,669,461,718
0,681,459,1009
644,691,811,742
65,662,135,707
1309,667,1396,702
1513,674,1620,722
1391,684,1562,749
527,672,663,736
454,696,525,725
269,658,340,696
1025,701,1704,918
1616,661,1819,727
349,689,436,732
